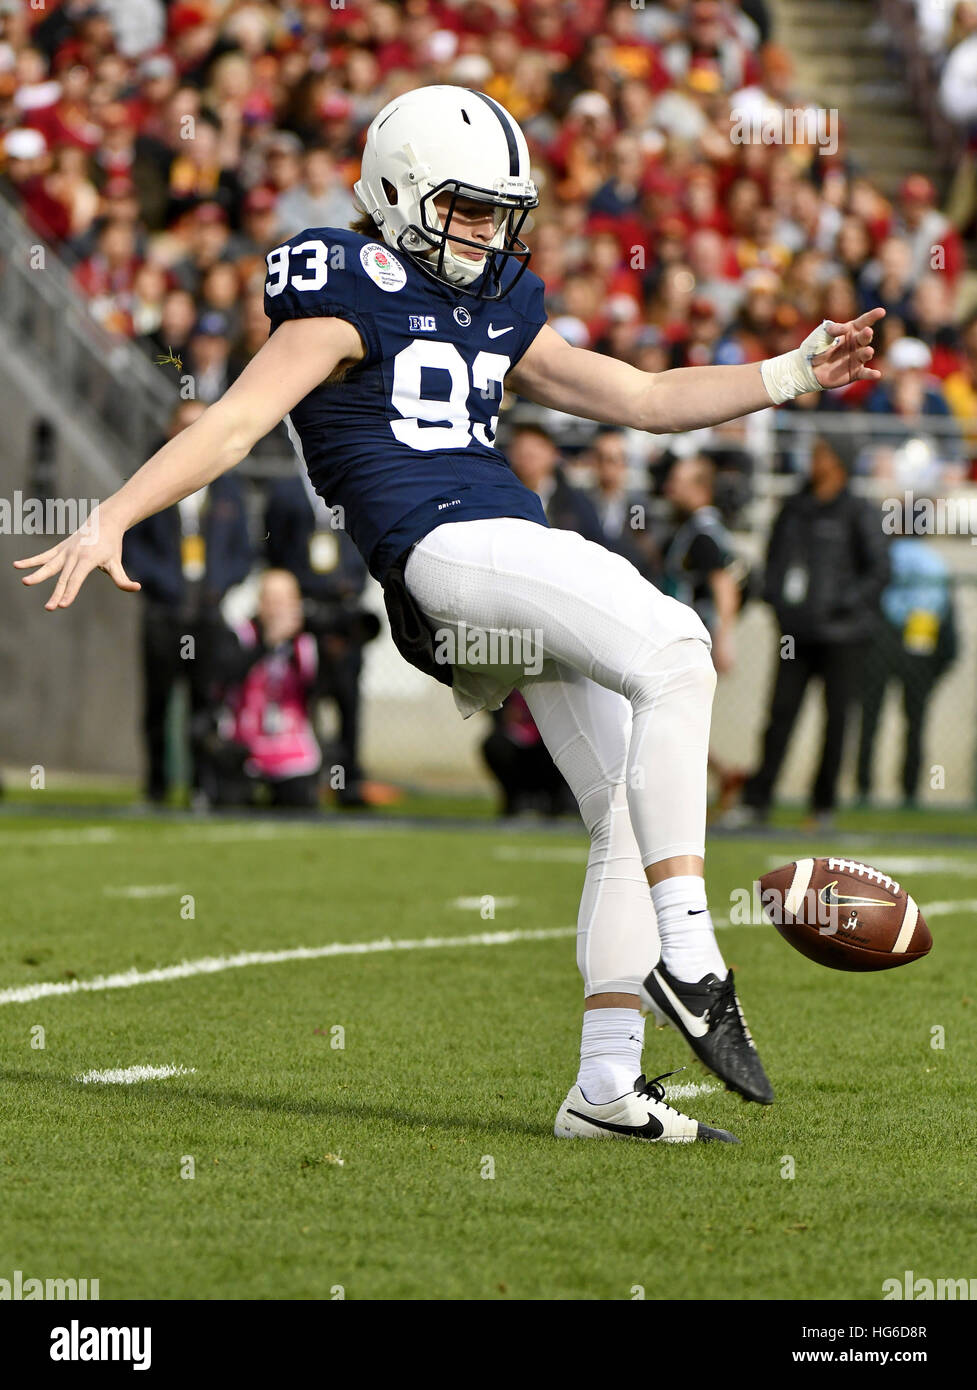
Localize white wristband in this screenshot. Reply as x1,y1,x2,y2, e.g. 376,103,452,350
760,320,841,404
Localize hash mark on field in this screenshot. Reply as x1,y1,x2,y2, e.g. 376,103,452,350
75,1064,196,1085
104,884,180,899
664,1081,721,1101
0,926,576,1006
450,896,519,909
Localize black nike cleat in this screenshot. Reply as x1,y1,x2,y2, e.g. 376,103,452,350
554,1070,739,1143
639,963,775,1105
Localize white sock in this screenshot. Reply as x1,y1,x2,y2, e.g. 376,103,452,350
577,1007,645,1104
650,875,726,982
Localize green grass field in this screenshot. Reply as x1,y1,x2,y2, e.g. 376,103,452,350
1,805,974,1301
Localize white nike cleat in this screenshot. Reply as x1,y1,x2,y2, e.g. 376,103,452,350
554,1071,739,1143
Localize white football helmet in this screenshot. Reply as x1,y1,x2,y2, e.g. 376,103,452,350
353,84,538,301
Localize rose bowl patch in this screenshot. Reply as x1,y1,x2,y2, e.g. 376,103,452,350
360,242,407,292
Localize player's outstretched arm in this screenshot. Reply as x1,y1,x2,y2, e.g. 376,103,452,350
507,309,884,433
15,316,363,611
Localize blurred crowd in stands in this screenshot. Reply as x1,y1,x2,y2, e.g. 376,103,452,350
0,0,971,814
1,0,975,477
913,0,977,119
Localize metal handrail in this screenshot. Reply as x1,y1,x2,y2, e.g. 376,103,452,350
0,191,178,474
767,410,974,434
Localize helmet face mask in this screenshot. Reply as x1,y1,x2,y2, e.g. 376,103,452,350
404,179,535,301
354,85,538,302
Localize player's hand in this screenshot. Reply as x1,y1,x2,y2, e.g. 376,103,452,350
811,307,885,390
13,511,140,611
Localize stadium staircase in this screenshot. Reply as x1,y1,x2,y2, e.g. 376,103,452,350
0,195,177,478
0,193,177,775
770,0,938,194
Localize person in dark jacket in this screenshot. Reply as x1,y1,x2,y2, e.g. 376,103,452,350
264,474,369,606
123,400,252,802
589,427,662,581
481,688,574,817
507,422,605,545
740,427,889,823
264,474,377,805
662,455,740,670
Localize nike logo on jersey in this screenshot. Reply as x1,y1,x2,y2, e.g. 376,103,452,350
818,881,896,910
487,324,514,338
566,1108,665,1139
651,971,711,1037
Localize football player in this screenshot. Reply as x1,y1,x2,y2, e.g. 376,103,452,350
17,86,884,1143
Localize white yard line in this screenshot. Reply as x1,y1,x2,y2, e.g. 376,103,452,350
0,827,120,847
74,1067,708,1097
0,823,332,849
75,1065,196,1085
2,830,974,867
919,899,977,917
878,857,977,878
0,926,576,1007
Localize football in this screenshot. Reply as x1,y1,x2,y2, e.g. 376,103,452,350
756,856,932,972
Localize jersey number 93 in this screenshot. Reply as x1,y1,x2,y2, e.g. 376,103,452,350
266,237,510,453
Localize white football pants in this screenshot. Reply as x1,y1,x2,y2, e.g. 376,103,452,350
404,518,716,996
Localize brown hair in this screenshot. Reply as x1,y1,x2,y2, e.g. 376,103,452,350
350,211,377,238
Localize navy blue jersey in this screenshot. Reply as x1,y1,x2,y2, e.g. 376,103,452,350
263,226,550,581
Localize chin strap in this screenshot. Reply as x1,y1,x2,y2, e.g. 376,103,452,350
760,319,841,404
